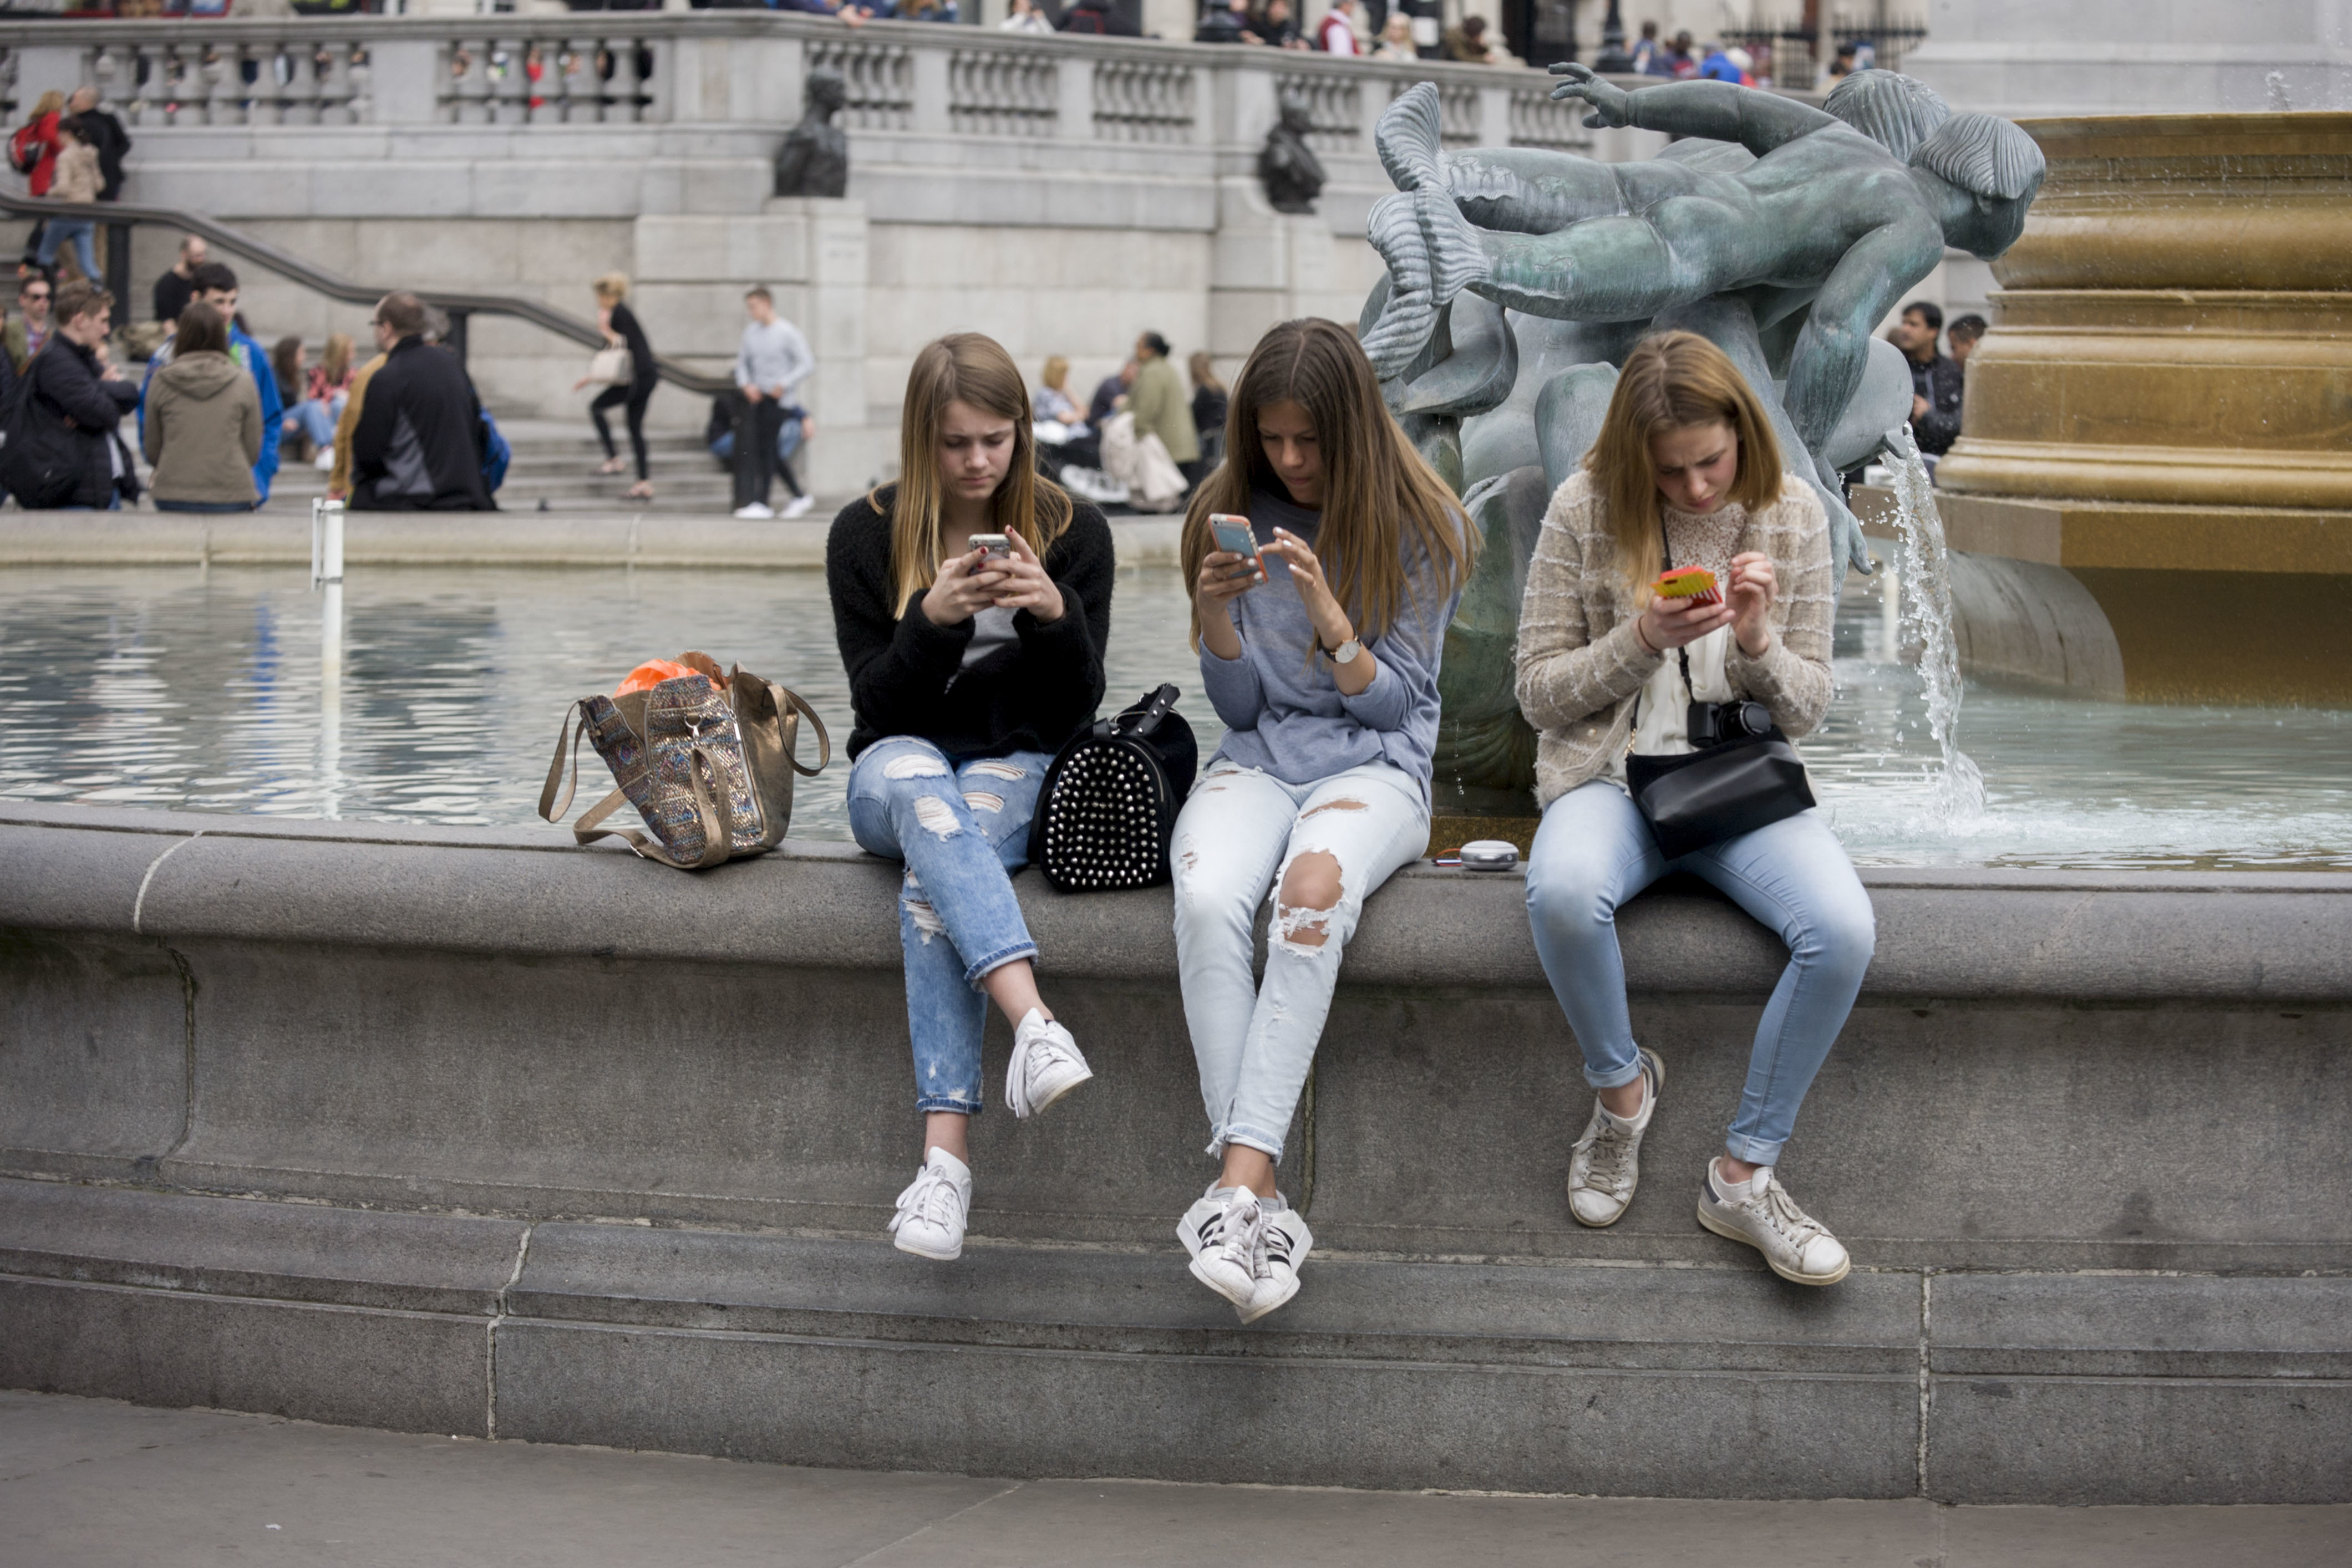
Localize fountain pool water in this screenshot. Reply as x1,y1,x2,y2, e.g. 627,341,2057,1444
2,563,2348,870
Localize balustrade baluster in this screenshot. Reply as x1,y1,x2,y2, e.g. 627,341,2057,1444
455,38,494,125
285,40,321,128
346,47,371,123
497,40,531,126
251,45,285,128
613,34,647,125
204,44,241,129
316,43,350,126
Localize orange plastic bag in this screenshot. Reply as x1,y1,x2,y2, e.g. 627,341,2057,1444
613,650,730,699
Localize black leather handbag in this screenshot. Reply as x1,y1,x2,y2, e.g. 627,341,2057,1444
1624,537,1815,859
1028,684,1199,892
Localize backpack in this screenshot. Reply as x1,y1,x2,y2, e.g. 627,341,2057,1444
1027,684,1198,892
8,120,50,177
0,345,83,510
479,407,511,492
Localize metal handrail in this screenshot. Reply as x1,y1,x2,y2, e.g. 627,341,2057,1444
0,190,733,396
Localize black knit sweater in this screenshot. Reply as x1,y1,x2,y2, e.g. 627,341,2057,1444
827,485,1115,761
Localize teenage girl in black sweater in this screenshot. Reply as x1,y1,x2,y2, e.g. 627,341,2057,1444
827,331,1116,1261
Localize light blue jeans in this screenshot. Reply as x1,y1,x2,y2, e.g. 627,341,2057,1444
1171,758,1430,1162
35,217,98,283
847,736,1053,1116
288,393,346,449
1525,780,1875,1166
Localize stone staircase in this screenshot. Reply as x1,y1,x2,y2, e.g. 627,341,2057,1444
265,418,778,516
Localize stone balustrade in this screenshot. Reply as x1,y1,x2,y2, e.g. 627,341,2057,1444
0,13,1591,153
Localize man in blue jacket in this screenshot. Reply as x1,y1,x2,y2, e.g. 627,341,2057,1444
139,260,281,502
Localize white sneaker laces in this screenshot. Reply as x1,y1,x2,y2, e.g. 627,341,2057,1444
1215,1197,1267,1280
890,1164,962,1234
1574,1116,1638,1197
1751,1177,1828,1249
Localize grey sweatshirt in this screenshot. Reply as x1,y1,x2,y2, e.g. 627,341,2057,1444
1197,487,1461,806
735,317,814,401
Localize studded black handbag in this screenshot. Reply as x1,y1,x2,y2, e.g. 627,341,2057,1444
1028,684,1198,893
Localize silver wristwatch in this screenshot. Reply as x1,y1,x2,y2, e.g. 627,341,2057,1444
1327,636,1363,665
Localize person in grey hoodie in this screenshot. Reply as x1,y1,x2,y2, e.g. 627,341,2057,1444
141,301,262,513
1166,318,1475,1325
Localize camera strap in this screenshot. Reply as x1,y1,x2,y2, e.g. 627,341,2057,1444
1661,517,1696,715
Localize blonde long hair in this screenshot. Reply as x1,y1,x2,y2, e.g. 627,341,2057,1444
1586,331,1784,590
879,333,1074,613
1181,318,1473,645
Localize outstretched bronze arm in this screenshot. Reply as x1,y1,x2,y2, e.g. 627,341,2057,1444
1550,66,1841,159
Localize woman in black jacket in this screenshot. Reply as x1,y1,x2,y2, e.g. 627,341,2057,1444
16,281,138,511
577,273,658,502
827,331,1116,1264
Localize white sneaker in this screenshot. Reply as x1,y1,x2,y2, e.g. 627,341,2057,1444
731,501,775,520
1005,1009,1092,1119
888,1147,972,1261
1567,1048,1665,1228
1696,1159,1851,1285
780,493,815,520
312,449,335,471
1243,1204,1313,1324
1182,1185,1266,1312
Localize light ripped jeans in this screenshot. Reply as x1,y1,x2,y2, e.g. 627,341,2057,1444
1171,759,1430,1162
847,737,1053,1116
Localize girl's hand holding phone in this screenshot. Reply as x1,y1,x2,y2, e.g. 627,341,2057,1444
984,531,1065,624
1635,570,1735,653
922,544,1009,627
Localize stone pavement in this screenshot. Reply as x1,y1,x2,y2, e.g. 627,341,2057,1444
5,1391,2346,1568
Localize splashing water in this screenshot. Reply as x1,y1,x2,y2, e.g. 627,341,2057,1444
1882,424,1985,823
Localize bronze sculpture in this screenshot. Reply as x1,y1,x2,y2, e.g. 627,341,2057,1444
775,68,851,201
1258,91,1328,215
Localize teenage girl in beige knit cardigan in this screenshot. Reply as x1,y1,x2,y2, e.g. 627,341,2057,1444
1515,331,1875,1286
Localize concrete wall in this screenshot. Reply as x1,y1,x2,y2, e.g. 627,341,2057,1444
3,801,2348,1500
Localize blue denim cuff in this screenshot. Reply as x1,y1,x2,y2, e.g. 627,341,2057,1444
1218,1124,1286,1164
1723,1132,1786,1165
1584,1056,1647,1091
916,1094,984,1116
961,941,1039,991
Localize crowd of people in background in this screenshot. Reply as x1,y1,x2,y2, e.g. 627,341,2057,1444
1027,332,1236,513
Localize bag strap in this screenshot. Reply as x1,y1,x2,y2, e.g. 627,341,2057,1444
1114,683,1181,739
1660,517,1695,698
761,678,832,777
566,747,733,869
538,699,592,824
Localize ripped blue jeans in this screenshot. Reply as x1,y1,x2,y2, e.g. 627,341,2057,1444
847,737,1053,1115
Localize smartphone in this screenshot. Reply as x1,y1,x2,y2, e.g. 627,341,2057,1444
1210,515,1264,582
968,533,1012,563
1654,566,1722,607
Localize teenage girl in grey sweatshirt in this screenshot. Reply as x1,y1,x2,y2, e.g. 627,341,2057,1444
1167,318,1473,1324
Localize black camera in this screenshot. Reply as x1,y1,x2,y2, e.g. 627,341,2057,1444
1686,700,1775,748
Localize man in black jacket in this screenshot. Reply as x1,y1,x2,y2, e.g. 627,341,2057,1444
67,87,131,202
1888,299,1964,460
14,280,139,511
348,291,494,512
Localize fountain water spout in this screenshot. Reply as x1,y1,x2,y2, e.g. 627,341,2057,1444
1882,424,1984,824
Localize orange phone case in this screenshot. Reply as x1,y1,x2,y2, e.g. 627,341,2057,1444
1654,566,1721,604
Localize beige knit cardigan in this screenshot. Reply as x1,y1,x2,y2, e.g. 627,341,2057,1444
1513,470,1838,809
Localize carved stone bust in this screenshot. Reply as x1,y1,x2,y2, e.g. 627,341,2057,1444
774,68,850,200
1258,92,1327,215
